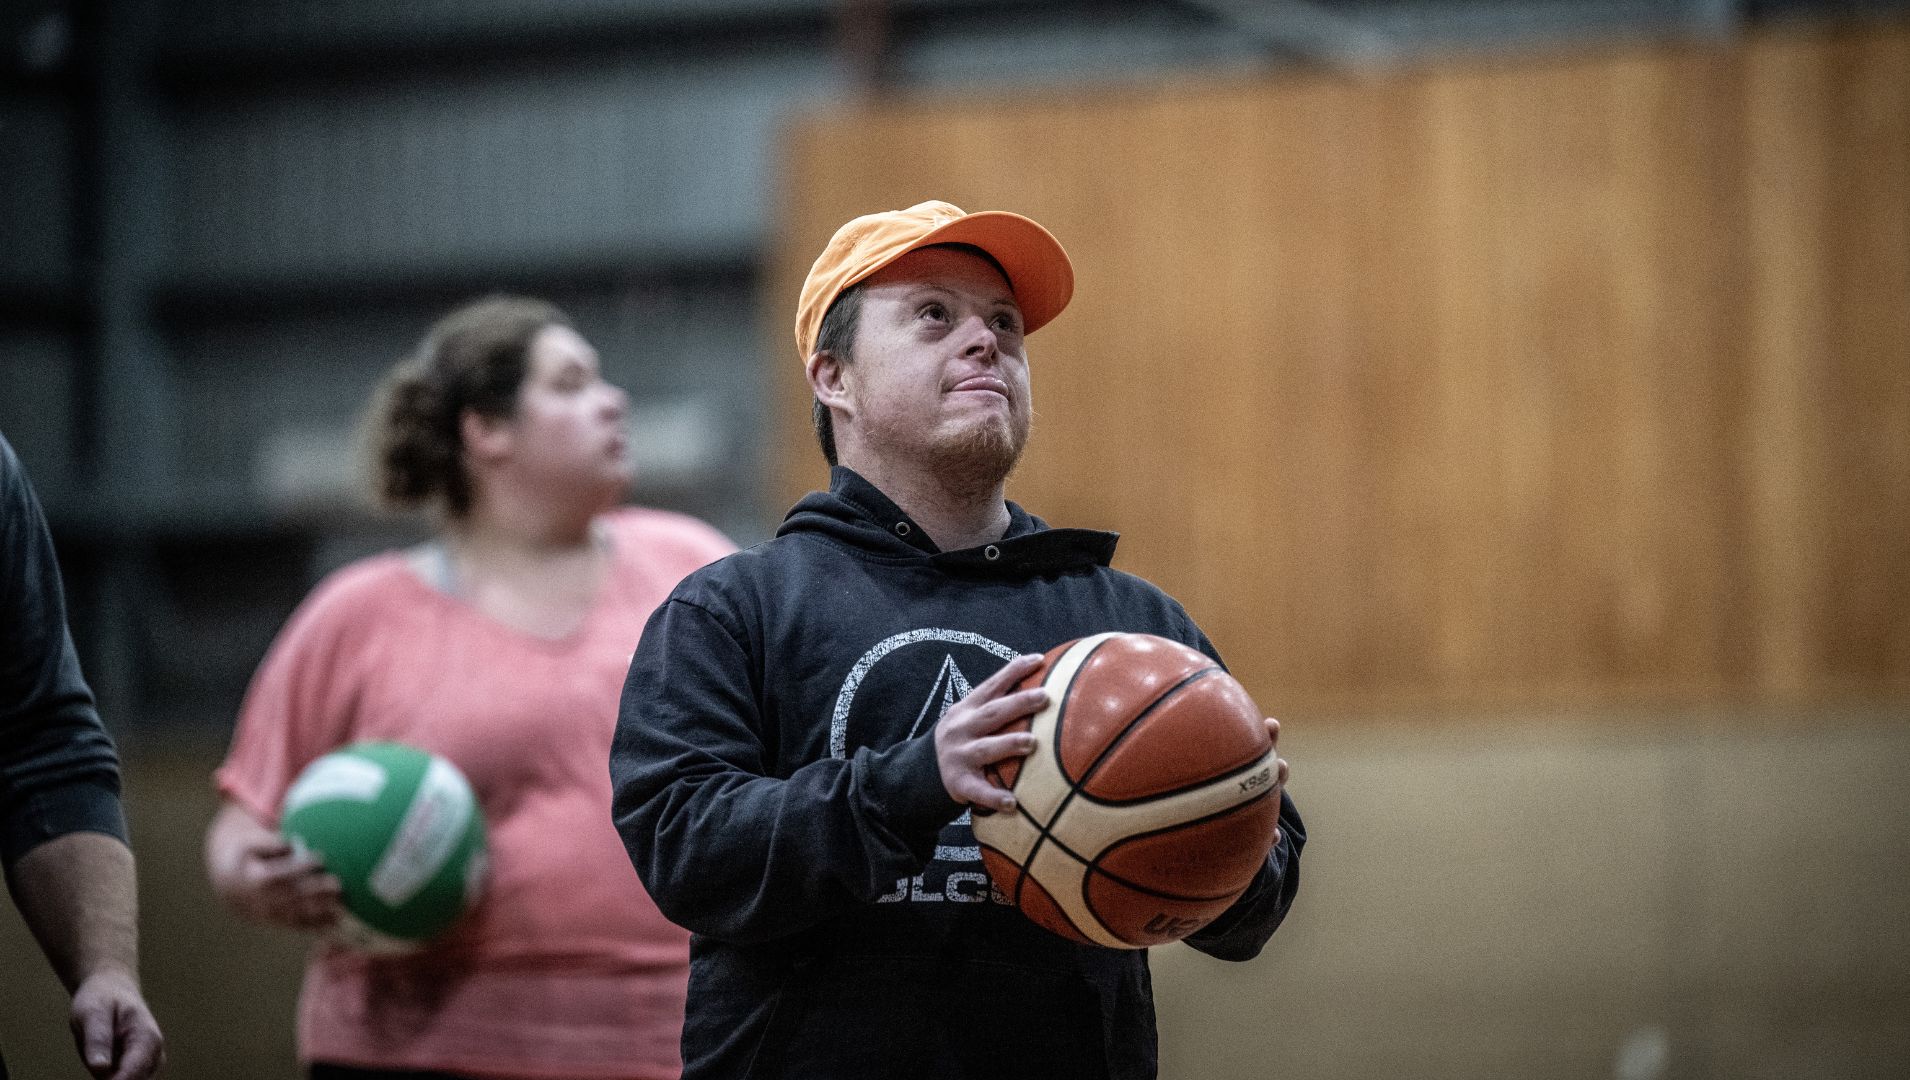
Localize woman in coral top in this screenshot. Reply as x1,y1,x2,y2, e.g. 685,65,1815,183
204,295,735,1080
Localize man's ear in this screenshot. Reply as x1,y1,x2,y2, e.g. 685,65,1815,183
806,350,853,418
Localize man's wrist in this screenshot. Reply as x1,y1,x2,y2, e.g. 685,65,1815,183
864,734,965,839
75,960,141,988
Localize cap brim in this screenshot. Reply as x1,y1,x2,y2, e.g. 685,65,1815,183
854,210,1076,336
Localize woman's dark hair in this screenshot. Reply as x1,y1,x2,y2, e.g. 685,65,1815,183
368,294,571,517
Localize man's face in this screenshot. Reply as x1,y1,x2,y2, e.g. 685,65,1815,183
841,246,1031,485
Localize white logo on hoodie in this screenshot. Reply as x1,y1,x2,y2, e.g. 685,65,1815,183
828,629,1017,760
831,629,1021,905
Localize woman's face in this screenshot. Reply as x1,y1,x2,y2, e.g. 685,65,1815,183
490,324,634,505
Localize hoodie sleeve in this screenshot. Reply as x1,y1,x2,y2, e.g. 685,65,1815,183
0,436,127,871
1181,790,1305,960
1167,599,1306,962
611,595,963,945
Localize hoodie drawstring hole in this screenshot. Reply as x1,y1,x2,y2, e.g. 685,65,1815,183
894,522,912,537
984,545,1001,561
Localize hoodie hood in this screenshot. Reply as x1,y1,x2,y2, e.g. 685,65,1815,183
777,466,1118,577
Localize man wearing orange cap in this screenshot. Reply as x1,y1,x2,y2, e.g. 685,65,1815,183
611,202,1303,1079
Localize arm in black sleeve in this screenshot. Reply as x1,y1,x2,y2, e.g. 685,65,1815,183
610,596,963,945
0,435,127,873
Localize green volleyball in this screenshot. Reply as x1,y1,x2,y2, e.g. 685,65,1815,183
280,741,488,953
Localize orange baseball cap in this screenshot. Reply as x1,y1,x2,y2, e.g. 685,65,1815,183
794,200,1075,361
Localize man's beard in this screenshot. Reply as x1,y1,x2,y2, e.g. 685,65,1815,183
872,408,1030,498
939,410,1028,494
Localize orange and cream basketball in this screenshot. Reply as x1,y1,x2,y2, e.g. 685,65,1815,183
971,632,1281,948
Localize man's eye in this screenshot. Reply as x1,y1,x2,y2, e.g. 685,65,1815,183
920,303,947,322
993,314,1020,332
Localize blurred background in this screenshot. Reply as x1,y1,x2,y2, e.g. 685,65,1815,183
2,0,1906,1077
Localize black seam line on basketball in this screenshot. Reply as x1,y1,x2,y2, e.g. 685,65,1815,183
1016,636,1117,910
1030,660,1223,935
993,837,1115,948
1081,788,1278,908
1032,787,1274,902
1037,664,1223,877
1073,666,1222,795
1008,800,1049,908
997,795,1075,910
1066,750,1277,809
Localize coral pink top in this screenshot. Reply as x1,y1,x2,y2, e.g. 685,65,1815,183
216,507,736,1079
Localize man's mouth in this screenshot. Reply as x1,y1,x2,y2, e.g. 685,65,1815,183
949,376,1010,400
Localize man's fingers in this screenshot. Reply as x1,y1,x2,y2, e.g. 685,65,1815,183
966,731,1036,767
1268,756,1292,851
72,999,114,1077
995,685,1053,717
1264,716,1281,746
935,654,1050,811
953,776,1017,813
972,653,1046,699
108,1009,164,1080
109,1037,162,1080
946,686,1051,736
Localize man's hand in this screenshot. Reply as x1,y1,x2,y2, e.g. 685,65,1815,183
220,835,344,932
69,966,165,1080
7,833,166,1079
1266,717,1292,848
936,652,1049,813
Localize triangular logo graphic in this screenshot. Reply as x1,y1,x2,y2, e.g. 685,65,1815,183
907,654,973,741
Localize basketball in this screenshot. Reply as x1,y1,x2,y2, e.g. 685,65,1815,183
280,741,489,953
971,632,1281,948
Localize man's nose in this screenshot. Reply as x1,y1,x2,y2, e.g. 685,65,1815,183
958,316,999,360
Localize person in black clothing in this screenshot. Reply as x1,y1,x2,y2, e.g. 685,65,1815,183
1,433,165,1080
610,201,1303,1080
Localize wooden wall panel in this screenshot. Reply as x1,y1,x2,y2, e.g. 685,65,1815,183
772,25,1910,711
1817,32,1910,686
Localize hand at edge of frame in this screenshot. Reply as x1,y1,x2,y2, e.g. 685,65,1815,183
69,965,166,1080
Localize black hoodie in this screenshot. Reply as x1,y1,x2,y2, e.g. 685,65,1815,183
1,433,126,872
611,467,1303,1080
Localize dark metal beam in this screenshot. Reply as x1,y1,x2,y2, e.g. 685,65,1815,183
0,284,84,333
839,0,896,96
151,244,759,324
150,0,1076,99
1175,0,1397,66
153,14,827,99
